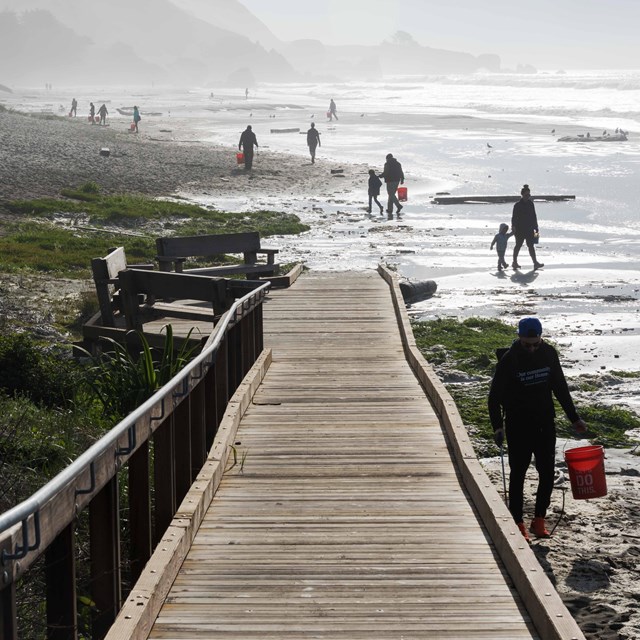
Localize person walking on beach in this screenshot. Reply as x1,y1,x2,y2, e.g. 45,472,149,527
367,169,384,214
306,122,321,163
512,184,543,270
328,98,338,121
133,105,141,133
89,102,95,124
380,153,405,216
490,222,513,271
488,317,587,542
98,103,108,126
239,125,259,170
70,98,77,117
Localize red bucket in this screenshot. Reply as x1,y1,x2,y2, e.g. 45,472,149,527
236,152,245,164
397,186,408,202
564,445,607,499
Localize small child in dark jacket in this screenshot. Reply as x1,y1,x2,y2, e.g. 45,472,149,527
491,222,514,271
367,169,384,214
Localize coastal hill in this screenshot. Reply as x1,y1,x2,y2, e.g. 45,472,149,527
0,0,504,86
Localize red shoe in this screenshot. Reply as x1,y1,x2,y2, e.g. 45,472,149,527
530,517,551,538
517,522,531,543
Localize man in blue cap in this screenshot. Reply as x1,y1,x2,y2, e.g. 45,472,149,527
488,317,587,541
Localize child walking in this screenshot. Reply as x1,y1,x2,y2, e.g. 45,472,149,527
367,169,384,214
491,223,513,271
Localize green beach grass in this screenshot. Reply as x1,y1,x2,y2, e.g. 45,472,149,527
412,317,640,456
1,184,309,276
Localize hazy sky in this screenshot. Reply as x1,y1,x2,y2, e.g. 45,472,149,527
240,0,640,70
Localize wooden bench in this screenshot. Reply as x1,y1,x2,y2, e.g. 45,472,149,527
155,232,280,279
90,246,154,329
83,246,263,350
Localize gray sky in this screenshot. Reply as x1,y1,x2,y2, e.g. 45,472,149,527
240,0,640,70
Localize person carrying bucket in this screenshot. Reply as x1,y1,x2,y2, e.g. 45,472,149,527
238,125,259,170
488,317,587,542
380,153,405,217
132,105,141,133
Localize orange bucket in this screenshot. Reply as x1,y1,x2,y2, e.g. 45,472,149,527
236,152,245,164
564,445,607,499
397,186,408,201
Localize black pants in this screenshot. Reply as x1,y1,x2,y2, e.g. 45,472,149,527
506,421,556,523
243,149,254,170
512,234,538,265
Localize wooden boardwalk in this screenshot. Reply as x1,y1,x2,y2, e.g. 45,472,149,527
146,271,540,639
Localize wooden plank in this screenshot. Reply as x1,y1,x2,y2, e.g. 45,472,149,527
139,272,541,640
103,270,584,640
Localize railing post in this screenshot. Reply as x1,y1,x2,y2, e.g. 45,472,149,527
174,399,192,505
46,522,77,640
89,477,121,639
214,340,230,427
0,581,17,640
241,314,252,377
153,418,176,545
190,381,207,475
228,324,242,393
128,441,152,584
255,303,264,355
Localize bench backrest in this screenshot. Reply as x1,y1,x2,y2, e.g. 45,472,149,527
156,232,261,261
91,246,128,327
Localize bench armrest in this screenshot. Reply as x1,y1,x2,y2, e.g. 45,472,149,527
156,255,187,272
257,247,279,264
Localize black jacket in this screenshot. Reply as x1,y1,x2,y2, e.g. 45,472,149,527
511,198,538,238
239,129,258,151
381,157,404,183
488,339,579,431
368,174,382,195
307,127,320,146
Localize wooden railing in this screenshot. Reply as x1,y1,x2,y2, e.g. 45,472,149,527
0,283,270,640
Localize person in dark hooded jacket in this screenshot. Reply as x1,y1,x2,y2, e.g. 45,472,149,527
488,317,586,541
511,184,543,270
239,125,259,170
380,153,405,216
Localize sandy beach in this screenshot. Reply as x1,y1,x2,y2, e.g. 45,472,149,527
1,85,640,639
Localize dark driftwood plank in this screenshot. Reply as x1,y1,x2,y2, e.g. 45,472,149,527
432,194,575,204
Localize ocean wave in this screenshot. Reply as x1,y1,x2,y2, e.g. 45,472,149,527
463,102,640,121
425,72,640,92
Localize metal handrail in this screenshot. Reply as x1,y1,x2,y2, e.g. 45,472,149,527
0,282,270,547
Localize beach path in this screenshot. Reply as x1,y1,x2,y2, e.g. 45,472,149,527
139,271,570,639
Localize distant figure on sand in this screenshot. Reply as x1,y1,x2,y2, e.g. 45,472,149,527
512,184,543,270
306,123,321,163
245,87,249,100
98,103,108,126
328,98,338,121
238,125,259,170
380,153,404,216
490,223,513,271
367,169,384,214
89,102,95,123
133,105,141,133
70,98,77,117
